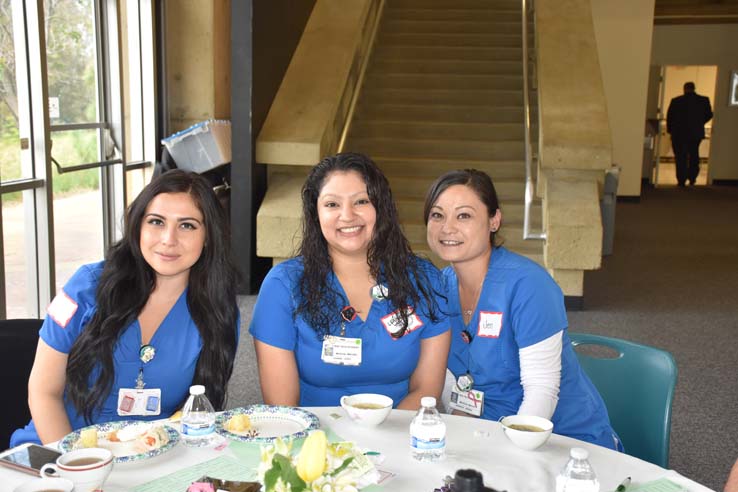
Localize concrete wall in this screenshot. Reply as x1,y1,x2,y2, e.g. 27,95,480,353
590,0,655,197
651,24,738,182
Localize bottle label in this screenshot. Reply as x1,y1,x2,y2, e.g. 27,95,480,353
182,423,215,436
411,436,446,450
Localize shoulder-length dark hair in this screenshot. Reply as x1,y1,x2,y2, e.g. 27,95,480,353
297,152,442,338
66,170,239,422
424,169,502,246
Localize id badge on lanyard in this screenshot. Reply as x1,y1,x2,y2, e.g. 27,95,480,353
117,388,162,416
321,335,363,366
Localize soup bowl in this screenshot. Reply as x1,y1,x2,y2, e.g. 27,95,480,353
500,415,553,451
340,393,393,427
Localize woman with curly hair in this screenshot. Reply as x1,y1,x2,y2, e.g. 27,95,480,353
250,153,450,408
11,170,240,445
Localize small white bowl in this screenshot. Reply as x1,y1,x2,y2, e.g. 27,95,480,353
500,415,553,450
340,393,393,427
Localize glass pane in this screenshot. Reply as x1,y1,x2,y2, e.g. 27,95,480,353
50,128,101,168
45,0,99,125
2,193,36,318
0,1,26,181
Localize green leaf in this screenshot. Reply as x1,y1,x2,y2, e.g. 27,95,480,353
330,457,355,477
270,454,307,491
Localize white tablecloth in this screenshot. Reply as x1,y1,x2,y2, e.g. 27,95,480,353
1,407,716,492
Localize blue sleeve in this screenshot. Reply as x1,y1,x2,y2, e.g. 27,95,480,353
249,265,299,351
416,260,450,339
509,266,568,348
40,263,101,354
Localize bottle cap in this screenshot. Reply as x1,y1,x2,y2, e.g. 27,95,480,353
570,447,588,460
420,396,436,408
190,385,205,395
454,469,484,492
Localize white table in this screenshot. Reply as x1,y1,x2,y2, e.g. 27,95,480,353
2,407,716,492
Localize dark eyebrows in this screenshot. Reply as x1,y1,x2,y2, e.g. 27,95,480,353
144,213,203,225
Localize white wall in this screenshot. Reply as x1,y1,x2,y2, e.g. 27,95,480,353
590,0,655,197
651,24,738,182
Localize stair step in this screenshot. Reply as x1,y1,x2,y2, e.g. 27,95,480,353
365,73,522,91
359,88,524,106
385,7,520,22
373,45,522,61
350,136,525,161
371,59,522,76
373,156,527,179
387,174,525,200
350,120,523,142
389,0,522,9
377,32,522,48
354,103,523,123
381,19,520,35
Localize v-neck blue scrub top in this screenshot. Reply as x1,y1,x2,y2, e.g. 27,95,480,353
444,247,620,450
11,262,212,446
249,257,450,406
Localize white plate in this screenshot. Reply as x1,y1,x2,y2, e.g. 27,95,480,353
59,421,179,463
216,405,320,443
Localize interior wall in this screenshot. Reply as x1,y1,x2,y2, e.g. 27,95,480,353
590,0,656,197
651,24,738,182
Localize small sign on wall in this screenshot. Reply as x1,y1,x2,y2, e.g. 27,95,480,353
48,97,60,119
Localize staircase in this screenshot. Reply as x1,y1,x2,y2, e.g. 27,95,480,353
345,0,543,266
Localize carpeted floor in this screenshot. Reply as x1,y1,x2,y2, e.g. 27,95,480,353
231,184,738,491
568,184,738,491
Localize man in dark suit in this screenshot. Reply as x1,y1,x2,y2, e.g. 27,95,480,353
666,82,713,186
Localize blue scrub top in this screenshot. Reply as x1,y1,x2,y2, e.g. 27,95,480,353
249,257,449,406
445,247,619,449
10,262,224,446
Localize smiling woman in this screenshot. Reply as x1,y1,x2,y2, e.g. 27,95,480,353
10,170,240,447
250,153,451,411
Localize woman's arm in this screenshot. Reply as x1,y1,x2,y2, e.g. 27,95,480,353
253,340,300,406
517,331,562,419
28,339,73,443
398,331,451,410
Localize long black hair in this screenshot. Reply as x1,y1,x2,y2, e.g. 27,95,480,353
66,170,239,422
297,152,443,338
423,169,502,246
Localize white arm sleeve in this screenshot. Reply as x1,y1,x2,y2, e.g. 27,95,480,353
517,330,563,419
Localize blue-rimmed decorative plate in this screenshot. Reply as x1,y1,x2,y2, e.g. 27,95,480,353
59,421,180,463
216,405,320,443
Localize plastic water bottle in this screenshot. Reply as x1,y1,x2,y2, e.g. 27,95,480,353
181,385,216,447
410,396,446,462
555,447,600,492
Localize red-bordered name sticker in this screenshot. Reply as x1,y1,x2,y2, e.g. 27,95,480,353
47,290,78,328
477,311,503,338
381,308,424,338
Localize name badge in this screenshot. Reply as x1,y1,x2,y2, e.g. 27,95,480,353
117,388,161,416
478,311,503,338
321,336,362,366
381,308,423,337
448,387,484,417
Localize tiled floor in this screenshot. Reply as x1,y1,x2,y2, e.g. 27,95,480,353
653,161,709,186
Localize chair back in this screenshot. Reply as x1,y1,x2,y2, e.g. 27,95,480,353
570,332,677,468
0,319,42,449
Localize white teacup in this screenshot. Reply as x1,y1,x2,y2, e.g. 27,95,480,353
40,447,114,492
13,477,74,492
340,393,393,427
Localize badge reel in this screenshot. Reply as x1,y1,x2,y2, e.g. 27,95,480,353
321,306,363,366
117,344,161,416
449,372,484,417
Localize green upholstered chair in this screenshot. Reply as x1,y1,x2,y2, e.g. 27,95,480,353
569,333,677,468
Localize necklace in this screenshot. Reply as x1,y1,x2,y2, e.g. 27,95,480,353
461,280,484,324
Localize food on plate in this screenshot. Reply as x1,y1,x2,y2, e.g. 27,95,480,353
134,426,170,453
169,410,183,422
79,427,98,448
225,414,252,432
108,422,152,442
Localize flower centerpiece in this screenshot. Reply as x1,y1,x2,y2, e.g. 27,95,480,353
257,430,378,492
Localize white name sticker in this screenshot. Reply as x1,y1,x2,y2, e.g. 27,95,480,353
448,387,484,416
477,311,503,338
381,308,424,337
117,388,162,416
321,336,362,366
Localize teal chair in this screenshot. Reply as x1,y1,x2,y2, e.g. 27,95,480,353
569,333,677,468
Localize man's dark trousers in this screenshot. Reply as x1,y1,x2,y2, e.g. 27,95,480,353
671,136,701,185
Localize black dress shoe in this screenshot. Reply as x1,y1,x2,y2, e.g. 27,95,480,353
678,182,686,187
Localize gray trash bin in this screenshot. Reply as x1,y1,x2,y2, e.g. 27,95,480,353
600,166,620,256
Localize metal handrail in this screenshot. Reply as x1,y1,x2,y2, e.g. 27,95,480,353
521,0,545,240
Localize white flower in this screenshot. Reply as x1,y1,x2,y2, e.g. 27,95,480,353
273,477,293,492
309,473,359,492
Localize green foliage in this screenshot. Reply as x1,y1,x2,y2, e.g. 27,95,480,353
264,454,307,492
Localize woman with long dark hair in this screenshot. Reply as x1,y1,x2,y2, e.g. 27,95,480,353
11,170,239,445
424,169,620,449
250,153,450,408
